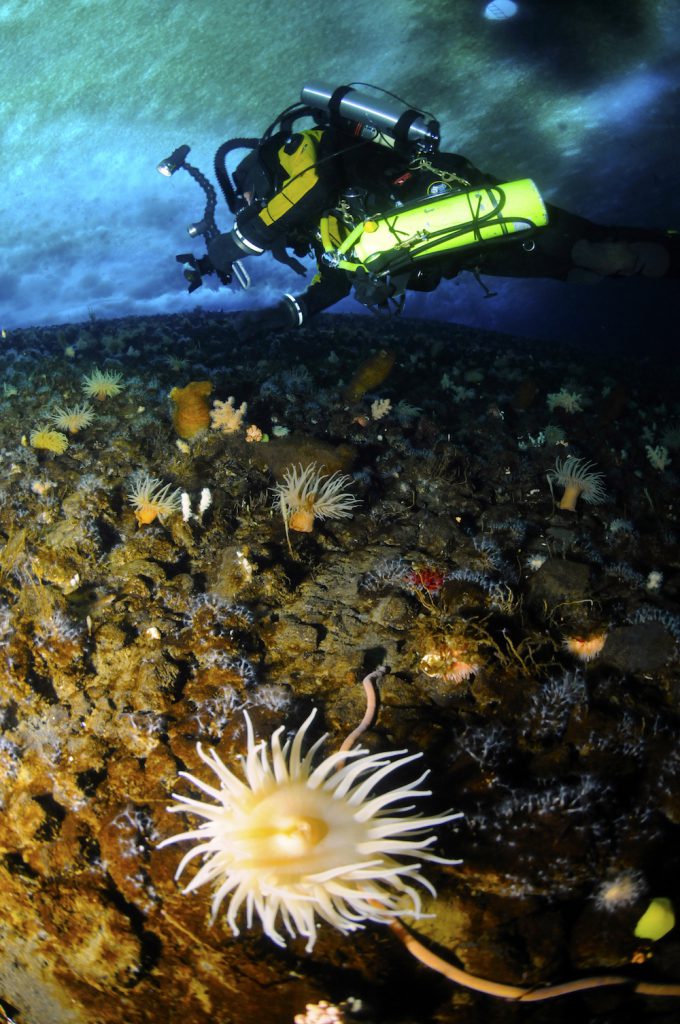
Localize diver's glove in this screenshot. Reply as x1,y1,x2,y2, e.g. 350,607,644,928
232,295,306,343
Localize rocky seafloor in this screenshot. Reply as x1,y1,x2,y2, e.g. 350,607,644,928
1,309,679,1024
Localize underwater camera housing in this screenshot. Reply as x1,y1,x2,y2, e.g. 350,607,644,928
156,142,251,293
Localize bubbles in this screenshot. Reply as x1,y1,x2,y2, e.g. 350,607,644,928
483,0,519,20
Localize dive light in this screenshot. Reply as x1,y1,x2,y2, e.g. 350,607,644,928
157,144,191,177
301,81,440,152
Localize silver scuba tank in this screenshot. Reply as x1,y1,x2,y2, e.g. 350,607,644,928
301,81,440,152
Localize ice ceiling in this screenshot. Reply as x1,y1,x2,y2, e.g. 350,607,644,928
1,0,679,348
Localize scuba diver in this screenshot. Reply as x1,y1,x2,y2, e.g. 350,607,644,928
158,81,678,338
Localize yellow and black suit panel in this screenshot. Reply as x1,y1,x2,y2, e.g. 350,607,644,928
236,129,339,251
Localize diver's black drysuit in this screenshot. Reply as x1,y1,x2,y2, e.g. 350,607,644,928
204,127,678,334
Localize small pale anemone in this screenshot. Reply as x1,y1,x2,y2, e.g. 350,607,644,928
294,1000,345,1024
525,552,548,573
273,463,360,550
546,455,607,511
126,471,182,525
158,709,460,952
49,402,95,434
546,388,584,413
419,644,480,684
81,368,125,400
562,633,607,662
594,869,646,912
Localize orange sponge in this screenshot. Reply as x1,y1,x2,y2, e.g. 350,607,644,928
169,381,213,438
344,349,395,402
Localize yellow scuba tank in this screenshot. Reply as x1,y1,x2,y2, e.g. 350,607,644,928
322,179,548,276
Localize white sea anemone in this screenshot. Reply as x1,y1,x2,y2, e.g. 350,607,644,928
546,455,607,511
158,709,459,951
81,367,126,400
49,402,95,434
273,462,360,534
127,470,182,525
562,633,607,662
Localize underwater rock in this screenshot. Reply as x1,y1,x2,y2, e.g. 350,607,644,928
366,592,414,630
569,901,643,970
261,616,321,659
0,863,131,1024
46,889,143,988
600,622,676,674
526,558,592,624
510,375,541,411
419,887,564,988
254,433,357,479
